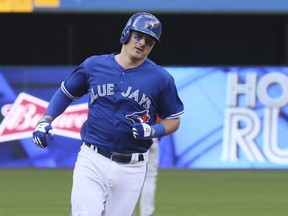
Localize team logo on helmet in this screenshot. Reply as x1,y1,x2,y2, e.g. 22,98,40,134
145,21,159,30
125,110,150,123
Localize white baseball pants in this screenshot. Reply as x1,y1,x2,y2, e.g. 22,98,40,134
71,144,148,216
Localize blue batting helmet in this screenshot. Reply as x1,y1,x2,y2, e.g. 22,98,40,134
120,12,162,44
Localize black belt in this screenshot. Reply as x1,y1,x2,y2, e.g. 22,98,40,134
84,143,144,163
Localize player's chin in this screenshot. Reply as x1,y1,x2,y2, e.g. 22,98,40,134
131,53,146,61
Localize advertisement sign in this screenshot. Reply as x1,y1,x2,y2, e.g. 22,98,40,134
0,66,287,169
161,67,288,169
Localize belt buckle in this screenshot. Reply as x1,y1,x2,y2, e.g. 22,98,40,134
110,153,132,163
110,153,116,161
110,153,123,162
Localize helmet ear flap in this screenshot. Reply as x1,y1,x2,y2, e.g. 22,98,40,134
120,16,133,44
120,28,131,44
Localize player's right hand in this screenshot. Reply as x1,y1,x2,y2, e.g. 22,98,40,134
32,118,54,148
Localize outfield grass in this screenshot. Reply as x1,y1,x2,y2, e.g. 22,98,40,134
154,170,288,216
0,169,72,216
0,169,287,216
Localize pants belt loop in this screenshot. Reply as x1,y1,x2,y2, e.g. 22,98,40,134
130,153,139,163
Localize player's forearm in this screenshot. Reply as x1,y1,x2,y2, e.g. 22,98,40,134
159,118,180,136
39,114,53,122
44,88,73,121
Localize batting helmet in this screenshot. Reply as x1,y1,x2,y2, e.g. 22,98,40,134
120,12,162,44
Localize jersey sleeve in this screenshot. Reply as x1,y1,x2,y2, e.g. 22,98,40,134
157,76,184,119
62,61,89,99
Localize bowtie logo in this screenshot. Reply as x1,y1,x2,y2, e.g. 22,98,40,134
0,92,88,142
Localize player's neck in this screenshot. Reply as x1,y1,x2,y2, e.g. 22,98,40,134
116,47,145,69
115,54,144,69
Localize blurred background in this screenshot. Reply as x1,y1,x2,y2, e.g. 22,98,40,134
1,0,288,169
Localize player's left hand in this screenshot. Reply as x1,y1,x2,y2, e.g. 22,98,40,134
132,122,155,139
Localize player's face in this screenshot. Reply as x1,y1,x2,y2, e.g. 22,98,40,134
125,31,156,61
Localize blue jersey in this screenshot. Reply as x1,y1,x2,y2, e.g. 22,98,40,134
62,53,184,153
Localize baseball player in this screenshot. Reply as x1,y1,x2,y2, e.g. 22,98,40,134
32,12,184,216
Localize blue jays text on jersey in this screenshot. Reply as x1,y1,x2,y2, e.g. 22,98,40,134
90,84,152,109
61,53,184,153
